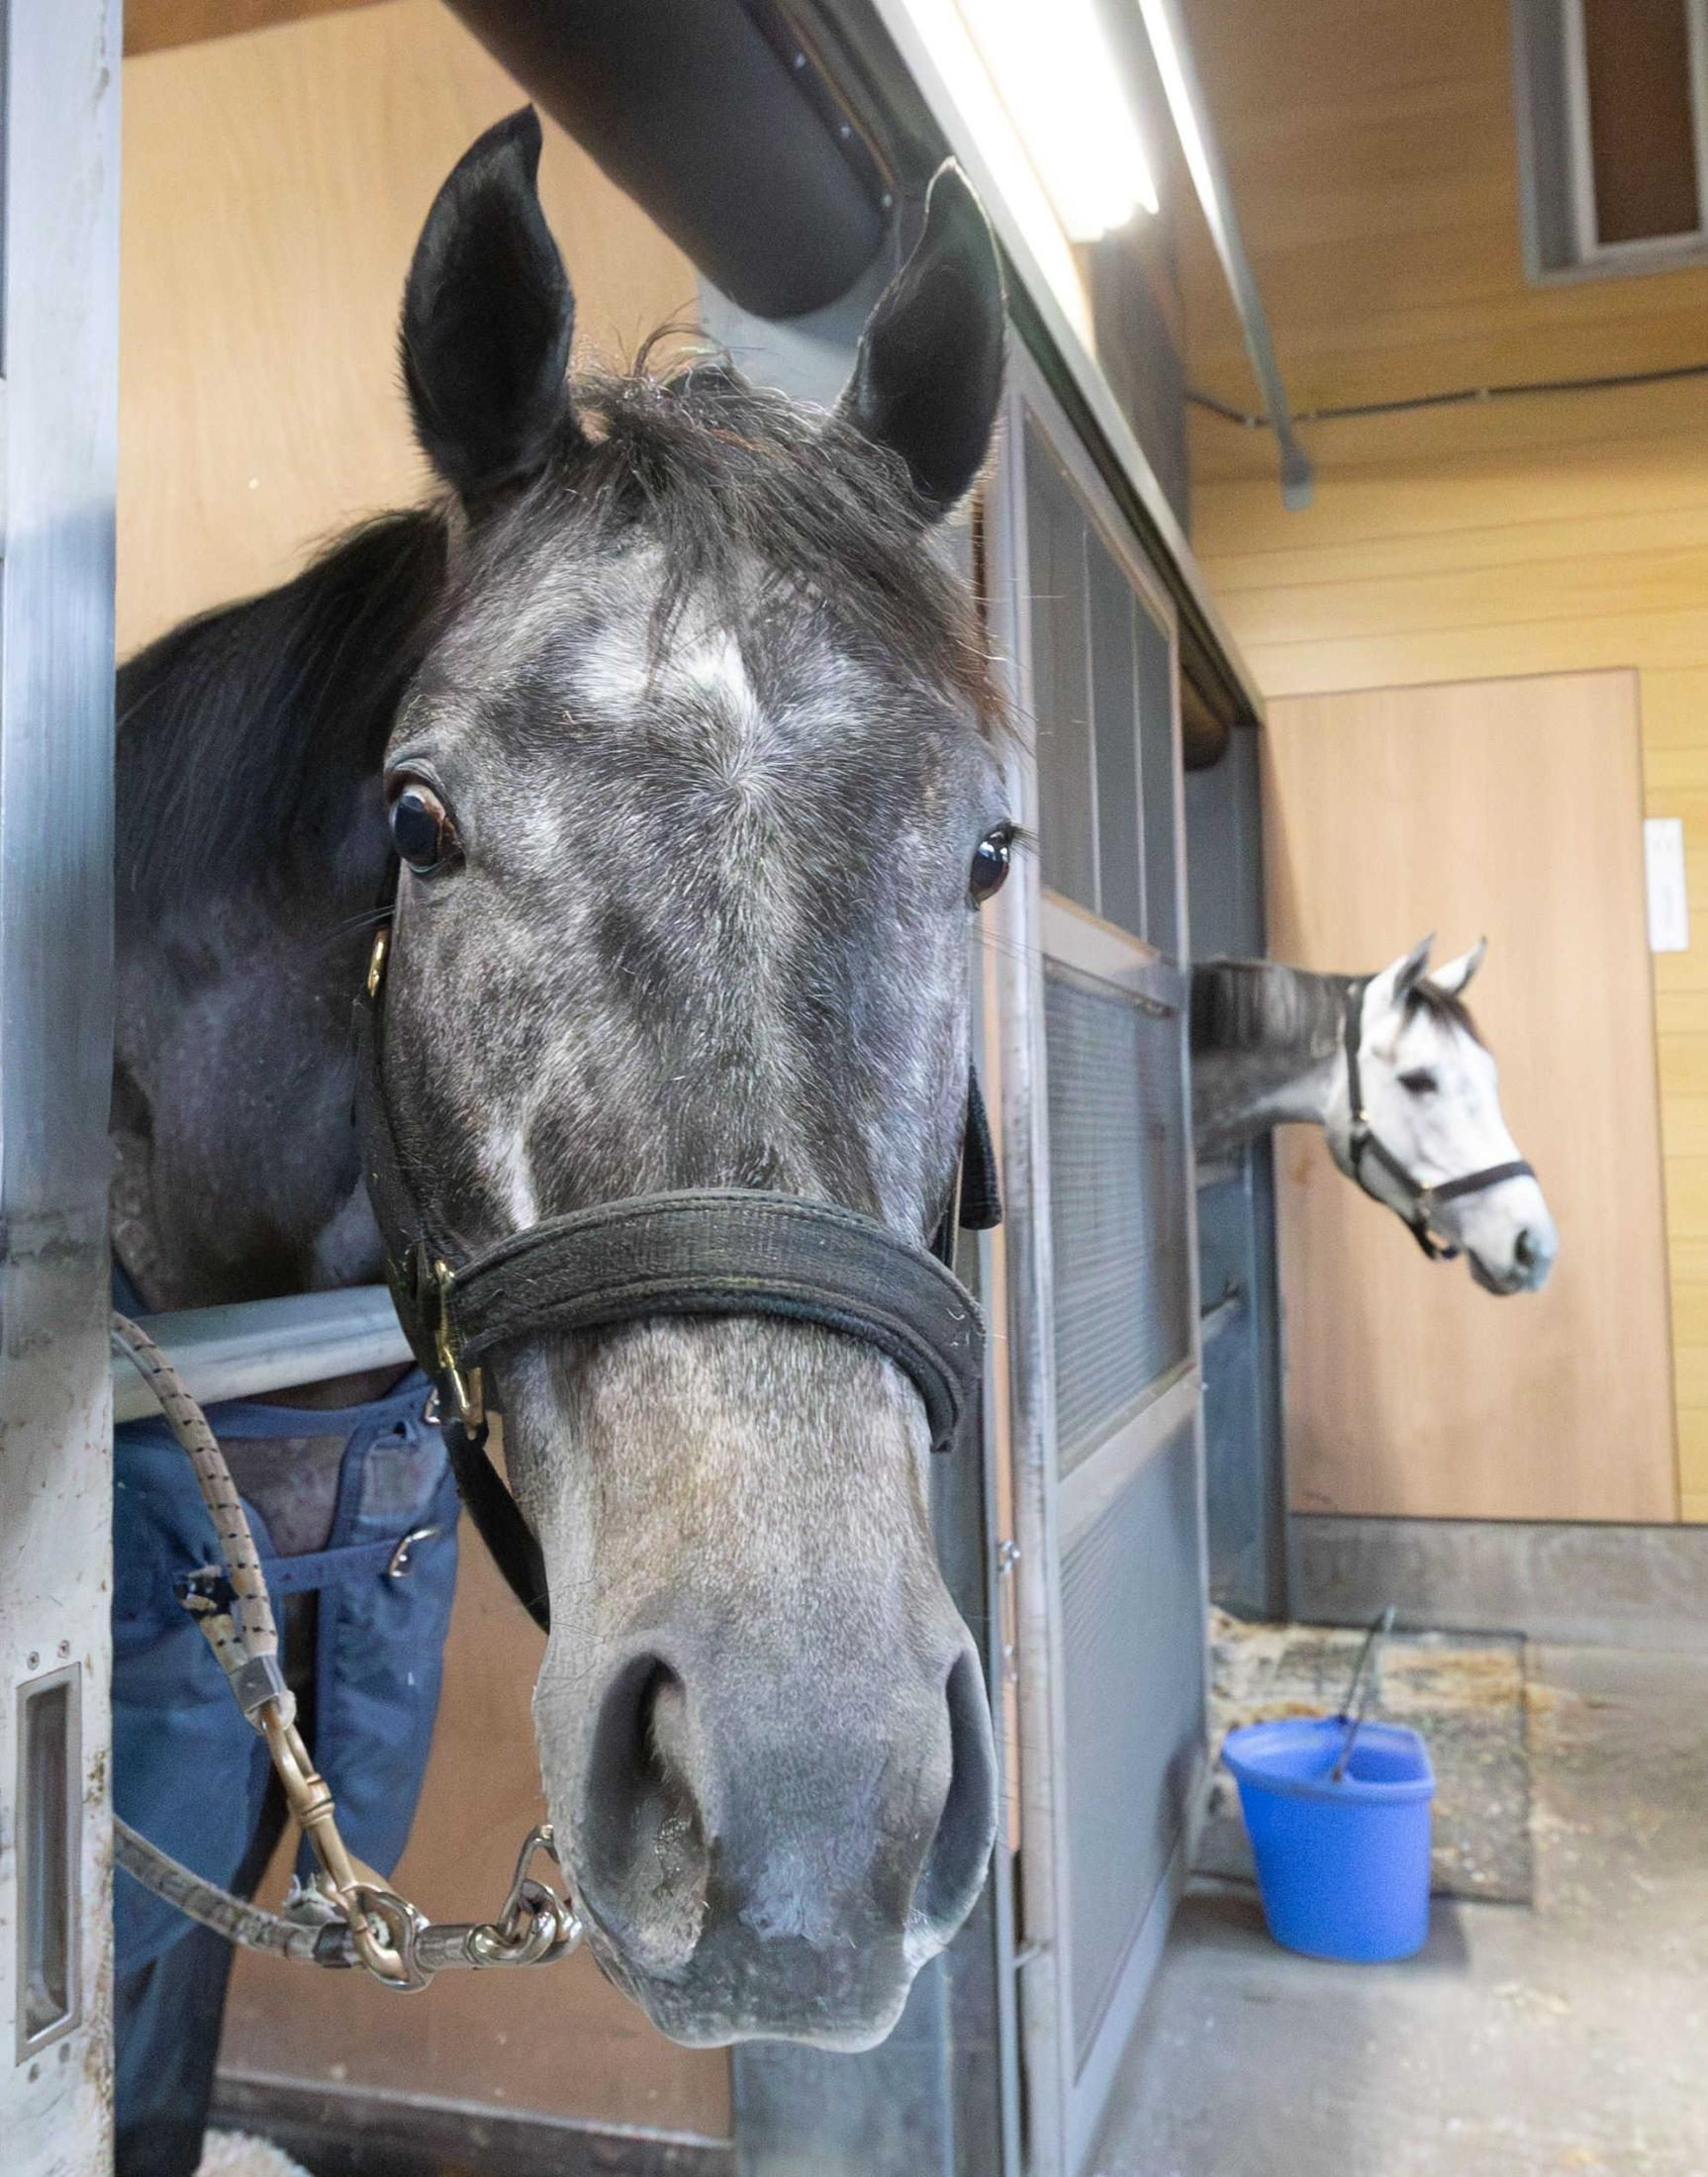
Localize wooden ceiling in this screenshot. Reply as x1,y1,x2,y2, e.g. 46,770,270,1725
1178,0,1708,435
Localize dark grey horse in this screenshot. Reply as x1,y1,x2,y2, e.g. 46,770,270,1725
114,112,1011,2050
1190,938,1556,1293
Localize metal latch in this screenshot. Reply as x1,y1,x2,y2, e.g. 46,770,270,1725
996,1538,1021,1686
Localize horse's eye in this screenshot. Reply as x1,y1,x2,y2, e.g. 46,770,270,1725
388,782,458,876
1399,1069,1439,1096
970,825,1014,904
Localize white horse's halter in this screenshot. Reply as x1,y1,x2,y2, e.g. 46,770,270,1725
1341,979,1535,1261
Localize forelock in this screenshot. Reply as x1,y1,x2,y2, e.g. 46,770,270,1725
458,353,1002,732
1403,979,1484,1049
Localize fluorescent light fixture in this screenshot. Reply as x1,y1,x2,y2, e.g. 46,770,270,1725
956,0,1159,240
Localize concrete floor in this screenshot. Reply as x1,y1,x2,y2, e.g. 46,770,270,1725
1091,1646,1708,2177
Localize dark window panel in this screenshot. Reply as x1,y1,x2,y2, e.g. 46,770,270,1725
1088,531,1145,940
1136,597,1180,959
1026,424,1098,914
1582,0,1700,243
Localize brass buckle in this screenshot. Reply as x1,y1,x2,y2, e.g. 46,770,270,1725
430,1257,485,1431
366,924,390,999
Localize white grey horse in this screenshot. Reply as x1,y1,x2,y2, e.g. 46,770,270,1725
1190,936,1557,1293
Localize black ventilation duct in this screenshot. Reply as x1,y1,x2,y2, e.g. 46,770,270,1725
1181,660,1236,771
440,0,892,320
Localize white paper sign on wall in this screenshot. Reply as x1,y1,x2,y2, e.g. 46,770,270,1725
1646,816,1690,953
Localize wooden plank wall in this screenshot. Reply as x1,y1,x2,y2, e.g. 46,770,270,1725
120,0,697,661
1179,0,1708,1520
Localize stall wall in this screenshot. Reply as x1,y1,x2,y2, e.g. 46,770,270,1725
121,0,696,657
1181,0,1708,1522
121,1,730,2142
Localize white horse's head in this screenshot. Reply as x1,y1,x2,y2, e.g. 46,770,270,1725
1326,936,1557,1294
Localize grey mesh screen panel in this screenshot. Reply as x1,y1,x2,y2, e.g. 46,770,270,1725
1026,417,1179,956
1044,960,1192,1475
1088,534,1145,942
1136,599,1179,960
1025,422,1098,914
1060,1419,1204,2069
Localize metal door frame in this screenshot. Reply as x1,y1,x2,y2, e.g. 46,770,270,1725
0,3,124,2167
983,344,1210,2176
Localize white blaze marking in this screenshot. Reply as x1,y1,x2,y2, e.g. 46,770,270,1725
492,1118,540,1228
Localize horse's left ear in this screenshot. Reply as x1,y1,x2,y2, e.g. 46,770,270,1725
837,162,1006,518
400,108,582,505
1432,937,1487,997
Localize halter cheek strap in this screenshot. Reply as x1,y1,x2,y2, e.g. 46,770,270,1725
1342,979,1535,1262
354,924,1000,1633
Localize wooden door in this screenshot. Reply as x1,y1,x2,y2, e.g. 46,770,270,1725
1265,670,1676,1522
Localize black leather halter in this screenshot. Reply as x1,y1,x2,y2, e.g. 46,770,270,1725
353,927,1000,1632
1342,979,1534,1262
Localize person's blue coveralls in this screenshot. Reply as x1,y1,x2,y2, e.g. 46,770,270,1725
111,1335,458,2177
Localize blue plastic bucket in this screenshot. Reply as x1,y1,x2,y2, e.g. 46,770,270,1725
1221,1717,1435,1962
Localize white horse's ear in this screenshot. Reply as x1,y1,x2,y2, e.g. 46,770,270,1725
1433,937,1486,997
1372,934,1434,1007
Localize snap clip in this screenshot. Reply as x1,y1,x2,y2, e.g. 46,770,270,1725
386,1525,441,1579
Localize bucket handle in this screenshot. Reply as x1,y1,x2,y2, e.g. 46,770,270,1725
1330,1604,1396,1782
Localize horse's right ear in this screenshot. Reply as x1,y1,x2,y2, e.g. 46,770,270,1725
401,109,581,504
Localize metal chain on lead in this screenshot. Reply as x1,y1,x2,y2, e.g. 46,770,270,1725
110,1310,582,1986
111,1815,576,1981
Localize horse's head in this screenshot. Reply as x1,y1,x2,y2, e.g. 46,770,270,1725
378,113,1008,2047
1330,935,1557,1293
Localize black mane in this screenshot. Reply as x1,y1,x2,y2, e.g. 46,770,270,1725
1190,959,1349,1061
1190,957,1482,1058
116,509,447,913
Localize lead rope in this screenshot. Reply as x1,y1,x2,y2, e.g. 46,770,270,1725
110,1310,582,1987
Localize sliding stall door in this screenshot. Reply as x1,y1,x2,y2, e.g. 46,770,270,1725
986,359,1207,2177
0,5,122,2169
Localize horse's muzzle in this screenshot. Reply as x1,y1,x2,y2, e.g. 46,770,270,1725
559,1631,997,2047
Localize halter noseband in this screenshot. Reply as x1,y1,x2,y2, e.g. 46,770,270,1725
1342,978,1534,1262
354,925,1000,1633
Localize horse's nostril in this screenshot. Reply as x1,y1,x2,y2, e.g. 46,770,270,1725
569,1631,998,2034
913,1648,998,1937
1515,1228,1536,1269
579,1655,707,1961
